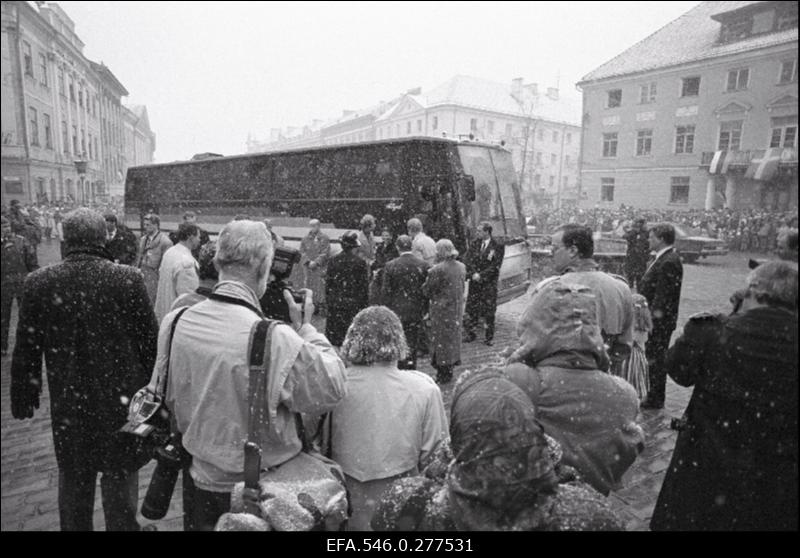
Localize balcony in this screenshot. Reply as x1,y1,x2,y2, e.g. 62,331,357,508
700,148,798,167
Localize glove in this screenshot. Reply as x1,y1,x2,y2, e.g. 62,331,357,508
11,379,40,420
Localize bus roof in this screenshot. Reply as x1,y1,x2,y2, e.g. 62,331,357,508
128,136,511,172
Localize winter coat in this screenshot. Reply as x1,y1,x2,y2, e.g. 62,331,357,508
505,279,644,495
623,228,649,277
381,253,430,325
2,233,38,283
325,250,369,346
651,307,798,531
368,242,399,305
422,259,466,367
106,225,138,266
154,243,199,323
300,231,330,305
10,247,158,472
638,247,683,334
136,231,173,304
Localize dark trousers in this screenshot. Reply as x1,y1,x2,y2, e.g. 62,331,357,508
58,467,139,531
464,305,496,341
1,280,22,352
191,487,231,531
182,466,196,531
645,325,674,406
398,320,423,370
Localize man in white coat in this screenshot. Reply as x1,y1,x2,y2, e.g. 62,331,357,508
154,222,201,323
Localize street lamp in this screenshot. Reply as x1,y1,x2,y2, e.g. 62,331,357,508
74,155,88,206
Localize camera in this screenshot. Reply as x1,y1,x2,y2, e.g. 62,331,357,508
141,432,192,520
260,246,306,321
670,416,688,432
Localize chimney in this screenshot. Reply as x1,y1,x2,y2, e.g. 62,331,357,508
342,110,356,118
406,87,422,95
525,82,538,96
511,77,524,99
547,87,559,100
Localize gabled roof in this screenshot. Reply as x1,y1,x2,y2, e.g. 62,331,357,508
89,60,129,96
580,1,798,84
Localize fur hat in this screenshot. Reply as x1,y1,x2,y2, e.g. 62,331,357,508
340,231,360,249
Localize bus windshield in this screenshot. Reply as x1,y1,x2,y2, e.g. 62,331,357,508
457,145,524,238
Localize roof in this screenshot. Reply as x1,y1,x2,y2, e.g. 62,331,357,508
580,1,798,84
89,61,129,96
378,75,582,126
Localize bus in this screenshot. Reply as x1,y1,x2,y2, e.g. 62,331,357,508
124,137,531,302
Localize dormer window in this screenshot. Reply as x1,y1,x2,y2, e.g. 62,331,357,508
714,3,797,44
719,16,752,42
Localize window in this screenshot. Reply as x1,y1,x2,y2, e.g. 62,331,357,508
602,132,618,157
537,128,544,141
549,176,555,188
681,76,701,97
565,155,571,166
670,177,690,204
57,67,65,96
566,132,572,144
470,118,478,131
601,178,615,201
72,125,78,154
639,82,657,104
417,120,422,132
726,68,749,91
674,125,695,154
550,154,557,166
29,107,39,146
81,130,86,155
69,79,75,103
552,130,559,143
718,120,743,150
719,16,752,43
22,42,33,76
88,133,93,158
533,174,541,188
44,113,52,149
78,87,83,108
636,129,653,156
535,152,542,165
406,121,411,134
94,137,98,159
505,123,512,137
607,89,622,108
563,176,569,189
432,116,438,130
62,120,69,153
779,59,797,83
487,120,494,135
770,117,798,148
776,7,798,30
38,53,48,86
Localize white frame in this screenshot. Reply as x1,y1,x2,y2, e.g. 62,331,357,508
725,67,750,92
635,129,653,157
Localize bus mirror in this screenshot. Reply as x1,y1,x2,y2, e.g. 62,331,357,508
461,175,476,201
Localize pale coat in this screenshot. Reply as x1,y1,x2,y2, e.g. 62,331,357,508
422,259,466,367
300,231,330,305
136,231,173,304
412,232,437,265
154,243,199,323
158,281,347,492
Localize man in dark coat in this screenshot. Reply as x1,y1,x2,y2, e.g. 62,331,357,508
369,227,399,305
623,218,649,290
638,223,683,410
651,261,797,531
464,221,504,346
2,215,38,356
104,213,138,265
10,208,159,531
325,231,370,347
382,234,430,369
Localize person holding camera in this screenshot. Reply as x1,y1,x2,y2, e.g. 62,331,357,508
156,219,347,530
10,208,158,531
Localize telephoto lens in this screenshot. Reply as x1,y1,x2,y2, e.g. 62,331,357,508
141,434,190,520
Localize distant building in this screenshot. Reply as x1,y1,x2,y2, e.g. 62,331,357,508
578,1,798,210
123,104,156,171
247,75,583,212
1,1,154,206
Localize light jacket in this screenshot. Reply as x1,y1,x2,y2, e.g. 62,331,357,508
159,280,347,492
154,243,199,323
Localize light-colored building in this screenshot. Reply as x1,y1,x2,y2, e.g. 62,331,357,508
578,1,798,210
122,103,156,173
1,1,153,206
247,75,583,212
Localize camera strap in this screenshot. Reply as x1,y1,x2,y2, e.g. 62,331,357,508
156,306,191,398
207,292,265,319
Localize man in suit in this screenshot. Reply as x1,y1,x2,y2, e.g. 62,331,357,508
104,213,138,265
638,223,683,410
382,234,430,369
464,221,504,346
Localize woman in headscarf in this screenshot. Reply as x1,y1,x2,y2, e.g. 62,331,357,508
331,305,448,531
504,278,645,496
370,367,623,531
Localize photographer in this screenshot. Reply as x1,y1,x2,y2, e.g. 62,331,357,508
154,220,347,530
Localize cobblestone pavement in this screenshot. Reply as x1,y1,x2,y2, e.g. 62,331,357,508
1,240,755,531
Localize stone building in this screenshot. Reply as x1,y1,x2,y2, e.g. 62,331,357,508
578,1,798,210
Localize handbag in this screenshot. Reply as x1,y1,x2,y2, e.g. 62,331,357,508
120,306,190,461
215,319,349,531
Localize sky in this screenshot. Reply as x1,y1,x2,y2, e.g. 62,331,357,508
55,1,702,163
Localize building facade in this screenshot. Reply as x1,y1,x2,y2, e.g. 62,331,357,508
578,1,798,210
1,1,153,206
122,104,156,193
247,76,583,212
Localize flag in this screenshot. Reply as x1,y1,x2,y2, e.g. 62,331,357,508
708,150,733,174
745,148,781,181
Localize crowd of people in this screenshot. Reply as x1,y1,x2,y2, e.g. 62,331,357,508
528,204,799,254
2,201,798,532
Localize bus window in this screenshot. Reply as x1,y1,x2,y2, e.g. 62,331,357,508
488,149,525,238
457,145,507,237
